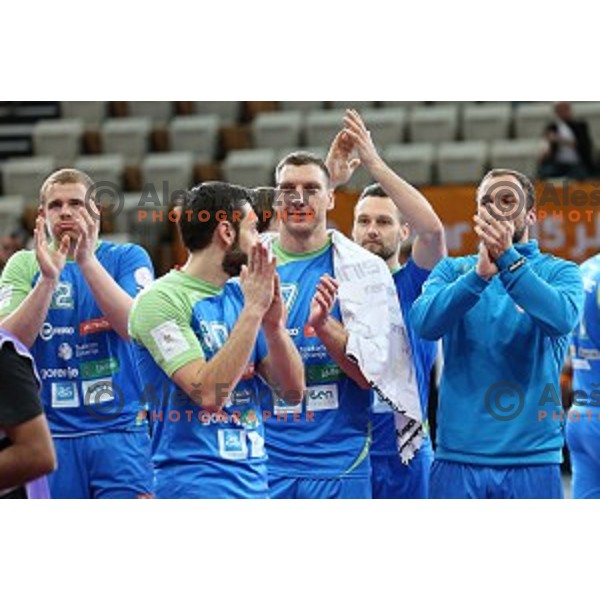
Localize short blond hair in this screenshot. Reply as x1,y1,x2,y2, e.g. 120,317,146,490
40,169,95,205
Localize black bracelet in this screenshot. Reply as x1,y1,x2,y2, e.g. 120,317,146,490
508,257,527,273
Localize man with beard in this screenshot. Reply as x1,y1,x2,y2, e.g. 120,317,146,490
129,182,304,499
0,168,154,499
346,109,446,499
411,169,584,499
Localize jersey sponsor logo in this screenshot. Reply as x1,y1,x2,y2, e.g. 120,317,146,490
57,343,74,361
75,342,100,359
151,321,191,362
303,324,317,338
40,323,75,342
274,394,303,415
40,366,79,381
82,378,115,405
281,284,298,311
230,388,253,407
134,267,154,290
51,382,80,408
0,285,13,311
286,328,300,337
247,430,265,458
50,282,74,310
80,357,120,380
80,317,112,336
572,358,592,371
305,384,339,412
218,429,248,461
240,408,259,430
306,364,343,385
199,321,228,354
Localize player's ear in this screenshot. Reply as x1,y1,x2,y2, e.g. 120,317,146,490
217,220,235,248
327,189,335,211
526,207,537,227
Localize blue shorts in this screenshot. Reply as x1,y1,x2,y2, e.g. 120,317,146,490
154,465,269,500
48,431,153,499
430,459,563,499
371,437,434,499
269,476,372,499
566,408,600,499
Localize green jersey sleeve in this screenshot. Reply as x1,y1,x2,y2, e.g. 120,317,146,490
129,284,205,377
0,251,39,319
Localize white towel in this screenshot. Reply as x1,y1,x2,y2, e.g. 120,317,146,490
266,233,423,463
329,231,423,463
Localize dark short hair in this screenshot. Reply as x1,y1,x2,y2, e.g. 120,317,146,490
478,169,536,211
178,182,254,253
356,183,405,224
359,183,388,201
252,187,277,234
275,152,330,184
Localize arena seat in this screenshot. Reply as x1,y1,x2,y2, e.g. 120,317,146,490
169,115,221,162
514,103,553,139
33,119,84,165
60,102,107,128
101,118,152,166
222,149,276,188
462,104,512,142
252,111,303,150
409,105,459,144
142,152,195,201
0,195,25,233
75,155,126,188
305,110,345,147
437,141,488,184
193,102,241,125
490,139,544,178
128,102,174,126
2,156,56,205
384,143,435,186
361,107,407,147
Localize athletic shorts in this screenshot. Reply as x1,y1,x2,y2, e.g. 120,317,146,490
269,476,372,499
48,431,153,499
371,437,434,499
429,459,563,499
566,407,600,499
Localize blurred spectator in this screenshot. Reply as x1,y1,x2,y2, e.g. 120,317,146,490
539,102,594,180
0,228,29,274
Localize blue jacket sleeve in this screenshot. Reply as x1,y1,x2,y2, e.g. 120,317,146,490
410,257,490,341
496,247,584,337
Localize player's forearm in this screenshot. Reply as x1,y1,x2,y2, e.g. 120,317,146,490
0,417,57,490
79,256,133,340
0,446,55,490
188,307,264,411
262,325,305,404
497,248,583,337
314,317,370,389
0,278,55,348
366,156,445,239
411,269,489,340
